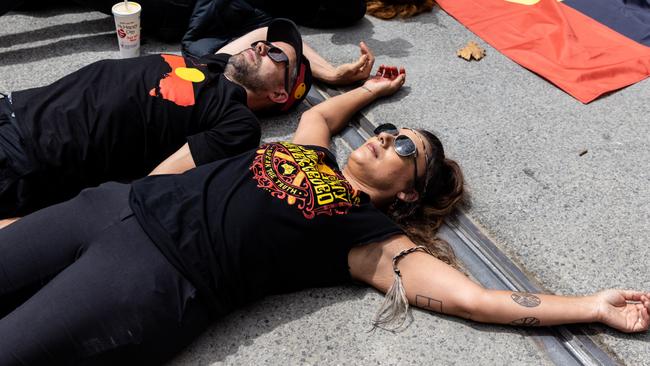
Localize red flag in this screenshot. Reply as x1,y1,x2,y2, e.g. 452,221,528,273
437,0,650,103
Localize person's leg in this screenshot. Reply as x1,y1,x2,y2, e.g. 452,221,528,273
0,214,211,365
0,182,131,316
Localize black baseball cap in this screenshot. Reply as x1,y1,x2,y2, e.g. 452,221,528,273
266,18,312,112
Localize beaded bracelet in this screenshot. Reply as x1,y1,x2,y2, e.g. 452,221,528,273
391,245,433,277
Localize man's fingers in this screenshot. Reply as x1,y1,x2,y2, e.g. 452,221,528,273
360,41,374,60
359,41,369,55
354,54,368,70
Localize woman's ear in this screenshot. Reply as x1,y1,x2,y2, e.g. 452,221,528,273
268,89,289,104
396,190,419,203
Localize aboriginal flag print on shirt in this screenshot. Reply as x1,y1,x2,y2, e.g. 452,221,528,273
130,143,403,316
10,53,259,189
436,0,650,103
149,54,203,107
250,142,361,219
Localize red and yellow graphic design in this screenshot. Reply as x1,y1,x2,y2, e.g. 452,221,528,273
250,142,361,219
149,54,206,107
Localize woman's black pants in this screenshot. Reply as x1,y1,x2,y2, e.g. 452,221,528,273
0,182,210,365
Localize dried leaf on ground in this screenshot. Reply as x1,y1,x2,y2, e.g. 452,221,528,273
457,41,486,61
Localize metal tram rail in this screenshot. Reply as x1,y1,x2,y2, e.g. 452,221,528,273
303,85,621,366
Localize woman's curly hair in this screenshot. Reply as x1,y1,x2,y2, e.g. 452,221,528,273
366,0,436,20
387,129,464,270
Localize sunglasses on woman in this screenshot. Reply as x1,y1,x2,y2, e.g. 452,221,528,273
373,123,430,193
251,40,290,94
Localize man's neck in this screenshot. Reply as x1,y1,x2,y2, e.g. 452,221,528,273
224,74,265,111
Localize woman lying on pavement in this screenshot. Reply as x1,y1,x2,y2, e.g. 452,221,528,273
0,65,648,365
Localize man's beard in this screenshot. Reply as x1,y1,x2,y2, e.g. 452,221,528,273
224,51,268,91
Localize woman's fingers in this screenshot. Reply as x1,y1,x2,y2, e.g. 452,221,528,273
376,64,385,77
370,65,407,87
620,289,648,302
642,294,650,311
639,304,650,329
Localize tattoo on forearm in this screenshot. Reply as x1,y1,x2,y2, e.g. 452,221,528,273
510,317,541,326
415,295,443,313
510,292,541,307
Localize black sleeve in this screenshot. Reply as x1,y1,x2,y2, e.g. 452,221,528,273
291,203,404,290
186,106,261,166
181,0,273,59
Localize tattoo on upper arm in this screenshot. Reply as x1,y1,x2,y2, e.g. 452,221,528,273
510,317,540,327
415,295,443,313
510,292,541,307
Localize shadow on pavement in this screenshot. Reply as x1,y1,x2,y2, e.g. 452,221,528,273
0,18,113,48
332,18,414,58
9,3,85,17
0,33,115,67
583,324,650,343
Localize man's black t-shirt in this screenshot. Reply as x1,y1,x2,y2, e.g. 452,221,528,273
10,53,260,186
129,142,403,316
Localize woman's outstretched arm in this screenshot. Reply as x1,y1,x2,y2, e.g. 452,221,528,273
349,235,650,333
292,65,405,148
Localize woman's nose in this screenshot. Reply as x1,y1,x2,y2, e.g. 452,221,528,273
377,132,395,147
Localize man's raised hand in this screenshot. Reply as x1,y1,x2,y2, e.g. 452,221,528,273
332,42,376,85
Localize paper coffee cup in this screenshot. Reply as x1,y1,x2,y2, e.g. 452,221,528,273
112,1,141,58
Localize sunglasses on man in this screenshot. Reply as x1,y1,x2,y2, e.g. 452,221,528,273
373,123,430,194
251,40,290,94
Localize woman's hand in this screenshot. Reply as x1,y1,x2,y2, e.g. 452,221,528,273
363,65,406,98
594,289,650,333
330,42,376,85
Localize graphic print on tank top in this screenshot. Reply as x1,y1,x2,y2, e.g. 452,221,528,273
250,142,361,219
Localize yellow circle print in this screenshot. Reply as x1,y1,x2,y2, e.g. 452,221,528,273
175,67,205,83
